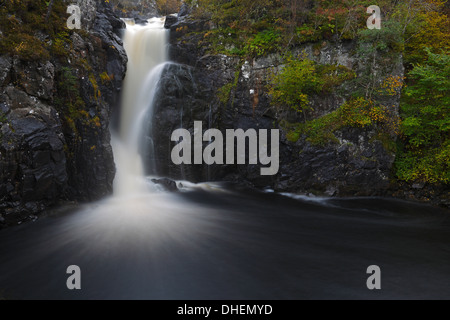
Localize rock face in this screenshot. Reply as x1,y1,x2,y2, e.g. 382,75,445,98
0,1,127,226
151,178,179,192
147,18,403,198
112,0,159,22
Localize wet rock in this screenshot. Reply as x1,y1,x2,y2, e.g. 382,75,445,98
71,32,87,52
0,56,12,87
164,15,178,29
0,102,9,114
12,60,54,101
151,178,179,192
133,15,149,25
325,185,337,197
74,0,98,31
0,107,67,213
113,3,159,20
179,3,191,17
412,183,425,190
0,0,127,227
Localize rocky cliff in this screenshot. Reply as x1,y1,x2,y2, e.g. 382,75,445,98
0,1,447,229
0,0,127,227
148,16,404,198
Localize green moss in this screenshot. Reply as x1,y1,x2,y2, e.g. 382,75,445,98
296,25,322,44
89,74,101,101
76,58,93,72
286,130,300,143
248,29,281,57
51,31,70,57
371,132,397,153
317,64,356,93
0,32,50,61
286,97,394,146
297,111,341,145
0,0,71,61
0,112,7,124
0,4,44,59
186,0,375,58
217,69,240,106
100,72,113,83
57,67,79,100
395,144,450,184
54,67,85,134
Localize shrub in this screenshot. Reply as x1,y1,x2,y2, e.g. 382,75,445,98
155,0,182,15
287,97,395,146
248,29,281,56
269,54,323,114
395,49,450,183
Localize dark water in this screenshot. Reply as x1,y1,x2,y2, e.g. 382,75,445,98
0,184,449,300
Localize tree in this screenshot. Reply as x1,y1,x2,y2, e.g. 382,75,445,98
396,49,450,183
269,54,323,119
392,0,449,65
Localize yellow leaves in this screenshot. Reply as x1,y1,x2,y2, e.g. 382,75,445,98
416,10,450,48
100,71,114,84
293,96,400,146
14,42,25,53
89,74,101,101
92,116,101,128
339,98,397,131
379,75,405,96
176,26,188,33
79,110,89,118
298,93,308,109
403,2,450,64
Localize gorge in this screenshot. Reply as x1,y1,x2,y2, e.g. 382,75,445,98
0,0,449,300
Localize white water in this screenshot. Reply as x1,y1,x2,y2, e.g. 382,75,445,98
64,17,217,237
113,18,169,196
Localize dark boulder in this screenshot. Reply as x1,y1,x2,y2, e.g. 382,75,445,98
164,15,178,29
178,3,191,17
151,178,179,192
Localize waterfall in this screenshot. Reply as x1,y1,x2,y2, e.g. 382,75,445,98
112,18,169,196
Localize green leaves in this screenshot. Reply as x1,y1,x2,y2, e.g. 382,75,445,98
269,54,323,113
248,29,281,56
396,49,450,183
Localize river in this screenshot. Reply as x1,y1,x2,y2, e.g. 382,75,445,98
0,184,449,299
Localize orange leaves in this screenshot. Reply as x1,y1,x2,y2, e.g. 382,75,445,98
379,75,405,96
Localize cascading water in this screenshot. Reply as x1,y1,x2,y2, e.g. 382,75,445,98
112,18,169,195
